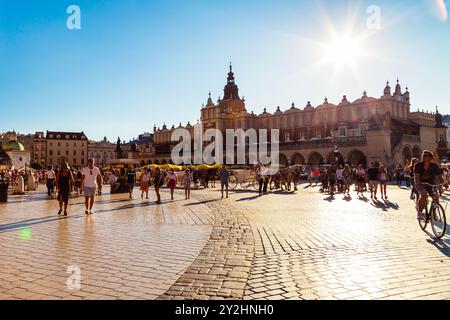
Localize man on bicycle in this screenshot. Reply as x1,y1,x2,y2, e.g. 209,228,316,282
414,150,444,220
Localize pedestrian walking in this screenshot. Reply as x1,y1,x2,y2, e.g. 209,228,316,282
127,168,136,199
367,162,379,200
219,166,230,198
56,162,74,216
45,166,56,198
313,167,320,186
182,168,193,199
81,159,103,215
166,169,178,200
378,165,388,200
140,167,151,199
153,167,163,204
343,164,352,197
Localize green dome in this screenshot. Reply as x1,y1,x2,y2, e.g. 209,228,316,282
2,140,25,152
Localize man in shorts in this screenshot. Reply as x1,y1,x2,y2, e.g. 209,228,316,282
367,162,379,200
81,159,103,215
414,150,444,220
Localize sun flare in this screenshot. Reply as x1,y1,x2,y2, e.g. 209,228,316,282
321,33,365,71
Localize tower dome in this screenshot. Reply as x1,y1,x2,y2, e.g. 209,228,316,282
2,140,25,152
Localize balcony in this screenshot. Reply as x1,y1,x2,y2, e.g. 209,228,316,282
281,136,366,150
401,134,421,143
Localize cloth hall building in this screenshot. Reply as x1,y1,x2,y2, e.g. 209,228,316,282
150,65,448,167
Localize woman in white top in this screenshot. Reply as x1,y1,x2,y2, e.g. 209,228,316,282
45,166,56,198
140,168,151,199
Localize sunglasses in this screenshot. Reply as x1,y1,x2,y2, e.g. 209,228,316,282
423,154,432,158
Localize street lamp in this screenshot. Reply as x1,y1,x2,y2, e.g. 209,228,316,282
333,144,339,165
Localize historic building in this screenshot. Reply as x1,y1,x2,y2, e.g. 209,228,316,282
443,115,450,152
150,65,448,167
0,131,31,169
32,132,47,168
46,131,88,168
88,137,117,168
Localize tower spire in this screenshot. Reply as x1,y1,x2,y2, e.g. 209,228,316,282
223,63,239,100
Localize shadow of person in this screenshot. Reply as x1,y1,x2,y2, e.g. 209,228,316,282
323,195,335,202
358,194,369,202
426,236,450,258
383,199,399,210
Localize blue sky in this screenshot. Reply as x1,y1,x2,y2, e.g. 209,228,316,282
0,0,449,141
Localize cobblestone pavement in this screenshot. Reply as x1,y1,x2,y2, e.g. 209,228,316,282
0,187,214,300
1,183,449,300
159,195,254,300
221,184,450,300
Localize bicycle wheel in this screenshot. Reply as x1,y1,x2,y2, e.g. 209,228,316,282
228,175,238,190
252,178,259,191
240,180,250,189
431,203,446,239
418,206,428,231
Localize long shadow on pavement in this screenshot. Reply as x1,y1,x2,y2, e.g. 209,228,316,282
370,199,400,211
426,235,450,258
0,214,84,233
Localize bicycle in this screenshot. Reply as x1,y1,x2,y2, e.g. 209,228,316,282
416,183,447,239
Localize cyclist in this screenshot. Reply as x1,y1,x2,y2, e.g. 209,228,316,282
414,150,444,220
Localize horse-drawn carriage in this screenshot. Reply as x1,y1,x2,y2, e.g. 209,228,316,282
268,165,304,191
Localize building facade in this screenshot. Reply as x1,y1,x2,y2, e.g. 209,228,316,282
150,65,448,167
1,131,31,169
32,132,47,168
46,131,88,168
443,115,450,151
88,137,117,168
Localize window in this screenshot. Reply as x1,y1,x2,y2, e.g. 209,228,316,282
57,150,61,156
66,150,69,156
439,134,445,142
50,150,53,155
81,159,84,164
285,133,290,142
73,135,77,139
66,135,70,139
57,135,61,139
81,151,84,156
316,132,321,139
66,143,69,147
73,159,76,164
340,128,347,137
49,135,54,139
50,142,53,147
73,151,76,156
58,143,61,147
74,143,76,147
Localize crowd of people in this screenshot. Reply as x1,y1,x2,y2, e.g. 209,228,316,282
305,154,449,201
2,151,449,221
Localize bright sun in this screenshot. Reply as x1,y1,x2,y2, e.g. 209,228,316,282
320,32,366,73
